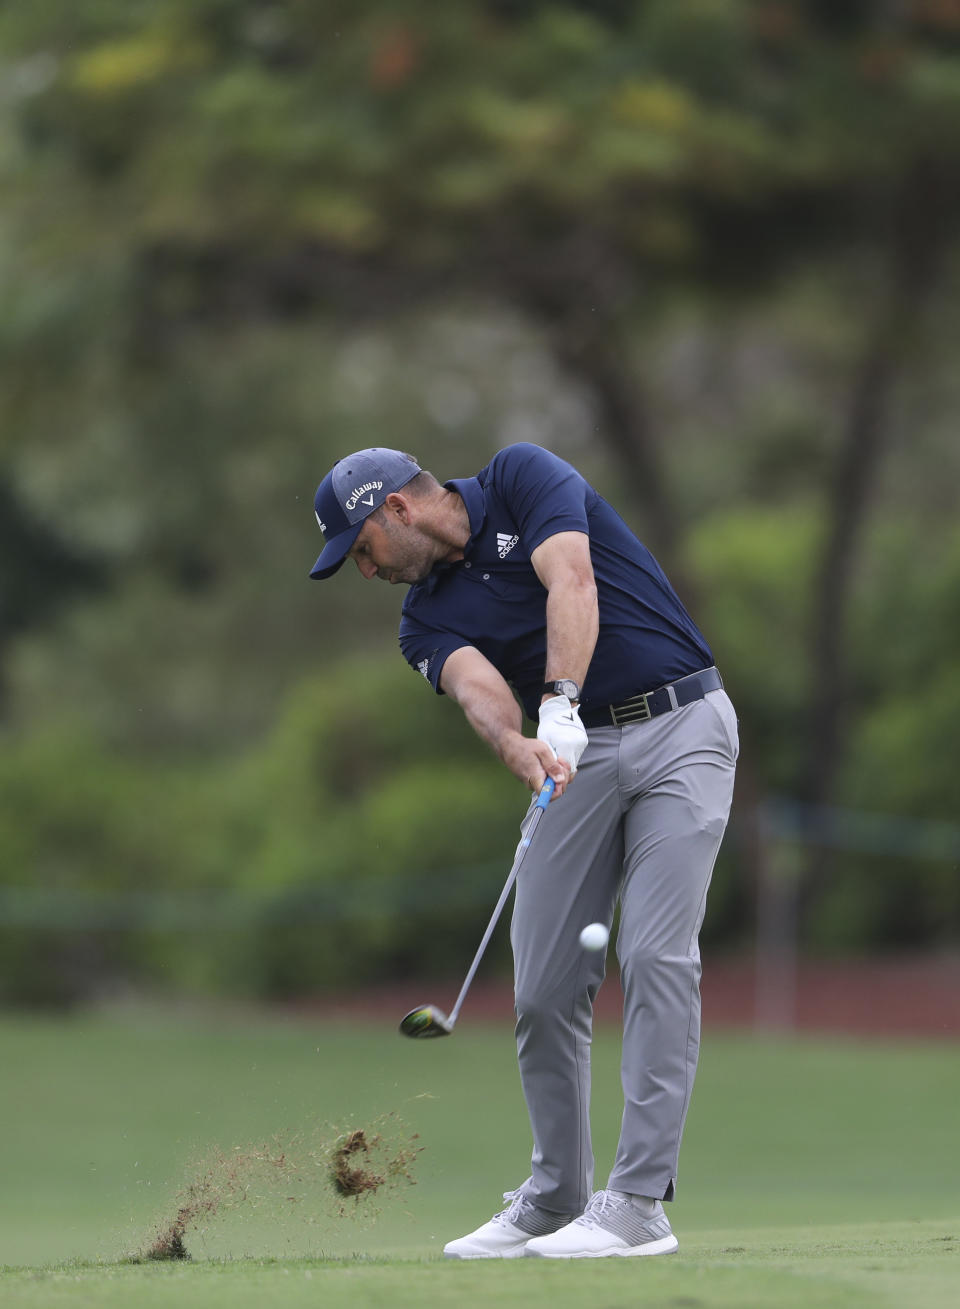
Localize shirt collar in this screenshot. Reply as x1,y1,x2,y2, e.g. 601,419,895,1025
418,477,485,595
444,476,486,548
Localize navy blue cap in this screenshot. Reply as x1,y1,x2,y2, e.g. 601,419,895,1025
310,448,422,579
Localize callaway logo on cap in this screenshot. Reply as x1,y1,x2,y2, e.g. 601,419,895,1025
309,448,422,580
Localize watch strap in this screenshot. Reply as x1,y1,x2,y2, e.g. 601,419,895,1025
541,679,581,701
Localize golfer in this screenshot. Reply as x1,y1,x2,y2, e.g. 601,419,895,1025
309,443,738,1259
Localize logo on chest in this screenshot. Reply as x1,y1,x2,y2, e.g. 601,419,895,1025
496,532,520,559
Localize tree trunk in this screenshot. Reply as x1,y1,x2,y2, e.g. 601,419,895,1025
549,328,681,569
798,163,946,919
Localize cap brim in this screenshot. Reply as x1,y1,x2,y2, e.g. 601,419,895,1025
309,522,363,579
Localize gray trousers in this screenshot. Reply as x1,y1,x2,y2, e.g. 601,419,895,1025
511,689,738,1212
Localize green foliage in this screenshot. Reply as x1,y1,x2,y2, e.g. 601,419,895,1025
5,0,960,279
226,657,526,998
1,0,959,1000
687,504,960,951
0,657,528,1003
807,523,960,948
686,501,819,787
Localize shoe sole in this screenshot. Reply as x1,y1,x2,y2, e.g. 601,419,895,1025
444,1244,531,1260
525,1234,679,1259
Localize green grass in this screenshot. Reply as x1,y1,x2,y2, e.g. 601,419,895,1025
0,1006,957,1307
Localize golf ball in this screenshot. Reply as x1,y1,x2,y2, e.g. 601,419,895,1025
579,922,609,951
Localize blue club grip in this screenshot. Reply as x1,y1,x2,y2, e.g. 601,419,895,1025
534,776,556,810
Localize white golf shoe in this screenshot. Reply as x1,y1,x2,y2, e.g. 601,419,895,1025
524,1189,679,1259
443,1189,577,1260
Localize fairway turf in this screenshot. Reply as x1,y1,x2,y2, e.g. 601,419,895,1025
0,1008,957,1306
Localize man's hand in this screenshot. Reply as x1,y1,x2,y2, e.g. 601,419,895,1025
537,695,588,774
441,645,572,799
501,734,571,798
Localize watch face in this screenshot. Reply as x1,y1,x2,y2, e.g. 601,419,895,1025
555,680,580,700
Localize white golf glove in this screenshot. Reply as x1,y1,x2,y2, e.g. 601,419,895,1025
537,695,589,774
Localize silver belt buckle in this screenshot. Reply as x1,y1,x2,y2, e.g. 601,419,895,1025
610,692,652,726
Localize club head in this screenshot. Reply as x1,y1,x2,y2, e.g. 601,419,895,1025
399,1004,454,1039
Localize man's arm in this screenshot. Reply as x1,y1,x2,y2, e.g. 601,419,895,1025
530,531,599,697
439,646,571,798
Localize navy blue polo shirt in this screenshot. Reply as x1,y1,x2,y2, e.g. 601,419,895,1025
399,444,712,721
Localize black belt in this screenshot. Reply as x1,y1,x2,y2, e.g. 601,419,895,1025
579,667,723,729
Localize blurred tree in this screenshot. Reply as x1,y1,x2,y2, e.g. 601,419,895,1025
1,0,959,991
0,478,107,710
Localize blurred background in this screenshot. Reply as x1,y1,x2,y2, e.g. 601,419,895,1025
2,0,959,1023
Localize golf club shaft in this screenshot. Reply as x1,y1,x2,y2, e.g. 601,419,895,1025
447,777,555,1028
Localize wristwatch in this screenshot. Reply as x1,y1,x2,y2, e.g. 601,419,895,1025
541,679,581,703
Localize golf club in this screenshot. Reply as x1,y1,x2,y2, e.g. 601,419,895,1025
399,776,555,1039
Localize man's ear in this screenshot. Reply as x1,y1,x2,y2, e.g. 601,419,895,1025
383,491,410,523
